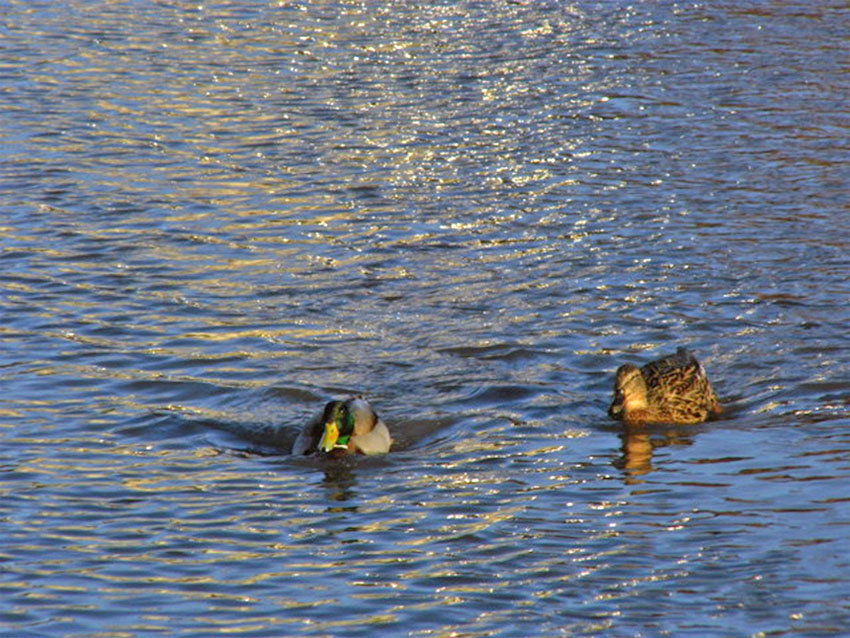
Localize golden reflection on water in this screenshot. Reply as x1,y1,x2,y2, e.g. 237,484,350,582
616,423,696,481
2,0,849,635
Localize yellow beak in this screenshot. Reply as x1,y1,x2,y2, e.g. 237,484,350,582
319,420,339,453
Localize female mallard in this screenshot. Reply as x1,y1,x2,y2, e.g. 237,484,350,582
609,347,722,425
291,396,392,456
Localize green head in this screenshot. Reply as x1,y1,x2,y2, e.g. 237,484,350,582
318,400,356,453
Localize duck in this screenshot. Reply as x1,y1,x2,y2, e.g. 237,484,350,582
608,347,722,425
291,396,393,456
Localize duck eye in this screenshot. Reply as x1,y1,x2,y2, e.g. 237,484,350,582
336,407,355,434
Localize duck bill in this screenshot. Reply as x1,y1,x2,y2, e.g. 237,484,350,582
319,421,340,453
608,398,624,419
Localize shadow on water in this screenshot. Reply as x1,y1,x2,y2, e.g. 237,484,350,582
320,460,359,505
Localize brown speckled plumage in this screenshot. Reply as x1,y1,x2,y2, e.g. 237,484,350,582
609,347,722,425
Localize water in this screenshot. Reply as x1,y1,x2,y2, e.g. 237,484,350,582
1,1,848,636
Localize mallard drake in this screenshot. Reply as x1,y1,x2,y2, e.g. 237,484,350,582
291,396,392,456
609,347,722,425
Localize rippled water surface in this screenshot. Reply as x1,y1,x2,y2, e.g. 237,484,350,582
2,1,849,636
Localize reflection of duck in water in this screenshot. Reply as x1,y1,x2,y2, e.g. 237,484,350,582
616,423,697,480
292,397,392,456
609,347,722,425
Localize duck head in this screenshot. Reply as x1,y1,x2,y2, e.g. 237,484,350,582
318,400,354,453
609,363,648,420
318,397,378,454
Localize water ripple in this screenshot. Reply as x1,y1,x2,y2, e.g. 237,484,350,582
1,1,848,636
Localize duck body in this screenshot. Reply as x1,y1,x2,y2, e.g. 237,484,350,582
609,347,722,425
292,396,392,456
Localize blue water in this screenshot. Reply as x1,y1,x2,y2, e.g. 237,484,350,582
1,1,848,636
